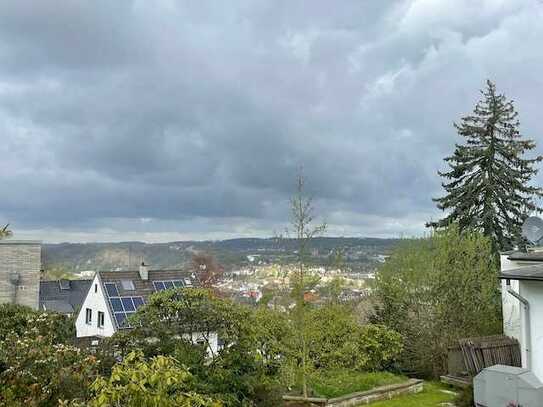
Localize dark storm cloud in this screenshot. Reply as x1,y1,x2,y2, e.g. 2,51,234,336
1,0,543,242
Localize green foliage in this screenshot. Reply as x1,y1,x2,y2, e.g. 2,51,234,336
0,333,99,406
429,80,543,251
0,304,35,341
89,351,219,407
0,303,75,344
253,306,293,375
308,370,406,399
305,304,402,372
42,264,75,280
454,385,474,407
106,288,277,406
357,324,404,371
374,225,502,377
100,285,403,405
131,288,249,358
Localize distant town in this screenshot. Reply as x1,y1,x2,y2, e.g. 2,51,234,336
41,237,397,308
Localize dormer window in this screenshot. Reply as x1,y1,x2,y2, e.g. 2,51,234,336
59,279,71,290
120,280,135,291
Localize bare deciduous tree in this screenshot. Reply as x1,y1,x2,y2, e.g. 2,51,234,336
289,172,326,397
191,252,223,289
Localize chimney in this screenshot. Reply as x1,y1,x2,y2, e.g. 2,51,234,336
139,262,149,280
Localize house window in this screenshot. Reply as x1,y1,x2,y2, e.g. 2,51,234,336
95,284,98,293
59,279,70,290
120,280,135,291
98,311,104,328
85,308,92,324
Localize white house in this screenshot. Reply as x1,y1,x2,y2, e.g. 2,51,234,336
75,263,218,354
500,249,543,380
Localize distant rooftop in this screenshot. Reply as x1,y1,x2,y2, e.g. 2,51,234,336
500,264,543,281
507,251,543,262
39,279,92,314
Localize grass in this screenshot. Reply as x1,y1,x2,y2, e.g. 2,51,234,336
369,382,456,407
307,369,408,399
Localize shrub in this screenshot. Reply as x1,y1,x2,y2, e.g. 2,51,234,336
0,303,75,344
305,304,403,372
356,324,403,371
89,351,219,407
0,333,99,406
0,304,34,341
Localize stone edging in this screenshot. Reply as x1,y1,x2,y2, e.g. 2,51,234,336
283,378,424,406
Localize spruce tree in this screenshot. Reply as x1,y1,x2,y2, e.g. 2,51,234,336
428,80,543,251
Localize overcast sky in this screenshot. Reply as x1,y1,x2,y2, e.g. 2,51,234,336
2,0,543,243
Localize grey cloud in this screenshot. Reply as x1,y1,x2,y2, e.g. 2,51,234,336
1,0,543,241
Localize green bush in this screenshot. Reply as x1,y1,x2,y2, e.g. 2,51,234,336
0,333,99,406
306,305,403,372
89,351,219,407
0,303,75,344
357,324,403,371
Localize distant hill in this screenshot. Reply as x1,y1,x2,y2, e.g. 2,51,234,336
42,237,401,273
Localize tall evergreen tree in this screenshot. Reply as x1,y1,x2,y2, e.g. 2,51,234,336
428,80,543,251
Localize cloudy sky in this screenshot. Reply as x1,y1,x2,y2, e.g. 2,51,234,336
2,0,543,243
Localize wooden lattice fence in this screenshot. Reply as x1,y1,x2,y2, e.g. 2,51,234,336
457,335,521,376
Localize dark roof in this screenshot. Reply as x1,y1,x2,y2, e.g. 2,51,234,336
500,264,543,281
507,251,543,262
42,300,76,313
98,269,195,299
39,279,92,313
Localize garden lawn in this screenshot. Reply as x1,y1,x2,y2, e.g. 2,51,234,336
369,382,456,407
308,370,407,399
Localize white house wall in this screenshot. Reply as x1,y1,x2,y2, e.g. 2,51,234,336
75,274,116,338
500,255,541,343
518,280,543,381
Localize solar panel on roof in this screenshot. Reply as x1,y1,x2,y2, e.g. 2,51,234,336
121,297,135,312
153,280,187,292
108,295,146,329
105,283,119,297
114,312,127,328
110,297,123,312
153,281,165,291
133,297,144,309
